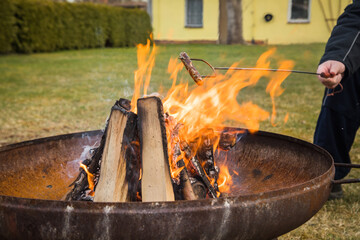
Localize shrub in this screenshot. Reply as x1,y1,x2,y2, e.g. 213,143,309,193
125,8,152,47
13,0,57,53
0,0,16,53
107,7,127,47
6,0,152,53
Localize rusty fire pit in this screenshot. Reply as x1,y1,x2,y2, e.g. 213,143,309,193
0,128,334,240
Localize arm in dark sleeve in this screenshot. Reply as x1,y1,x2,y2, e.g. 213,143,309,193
320,2,360,76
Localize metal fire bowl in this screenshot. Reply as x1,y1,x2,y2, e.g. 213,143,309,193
0,128,334,240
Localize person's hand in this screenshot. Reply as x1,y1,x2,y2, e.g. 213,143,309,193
317,60,345,89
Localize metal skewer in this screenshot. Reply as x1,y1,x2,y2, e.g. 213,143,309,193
179,52,343,95
208,67,322,76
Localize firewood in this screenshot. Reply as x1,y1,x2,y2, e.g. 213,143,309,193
137,96,175,202
180,140,218,198
164,114,198,200
177,159,197,200
196,130,219,191
218,130,246,150
65,98,137,202
93,105,137,202
189,177,207,199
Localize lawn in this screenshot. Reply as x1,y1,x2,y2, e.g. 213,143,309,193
0,44,359,239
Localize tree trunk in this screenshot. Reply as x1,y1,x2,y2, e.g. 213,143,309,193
219,0,245,44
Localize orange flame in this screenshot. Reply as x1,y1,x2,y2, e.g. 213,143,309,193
131,39,157,112
167,57,184,88
266,60,294,126
131,42,294,195
217,165,232,194
284,113,289,123
162,48,290,141
80,163,95,197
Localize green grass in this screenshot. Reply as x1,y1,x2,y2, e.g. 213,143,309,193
0,44,359,239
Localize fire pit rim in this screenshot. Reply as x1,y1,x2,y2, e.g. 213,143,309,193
0,172,330,212
0,129,334,208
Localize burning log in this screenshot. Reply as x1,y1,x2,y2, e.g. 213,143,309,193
93,104,137,202
66,97,239,203
189,177,207,199
180,140,218,198
164,115,198,200
177,159,197,200
65,99,138,201
219,131,238,150
196,129,219,189
137,96,175,202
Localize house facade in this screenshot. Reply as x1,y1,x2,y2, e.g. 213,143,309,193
150,0,352,44
151,0,219,43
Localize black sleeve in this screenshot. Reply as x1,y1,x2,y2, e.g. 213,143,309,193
320,1,360,76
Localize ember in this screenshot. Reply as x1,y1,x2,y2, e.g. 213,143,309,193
67,39,294,203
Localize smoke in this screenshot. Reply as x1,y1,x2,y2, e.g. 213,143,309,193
66,143,97,178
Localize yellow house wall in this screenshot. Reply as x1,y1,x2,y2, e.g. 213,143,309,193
152,0,219,41
242,0,351,44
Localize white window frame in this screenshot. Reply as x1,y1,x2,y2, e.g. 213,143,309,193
288,0,311,23
185,0,203,28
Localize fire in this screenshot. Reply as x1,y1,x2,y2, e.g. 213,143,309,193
80,163,95,197
167,57,184,88
266,60,294,125
131,38,157,113
131,40,293,196
162,48,288,139
217,165,232,194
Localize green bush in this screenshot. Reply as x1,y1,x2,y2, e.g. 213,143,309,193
3,0,152,53
125,8,152,47
13,0,58,53
107,7,127,47
0,0,16,53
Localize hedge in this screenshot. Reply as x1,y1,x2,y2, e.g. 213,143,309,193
0,0,152,53
0,0,16,53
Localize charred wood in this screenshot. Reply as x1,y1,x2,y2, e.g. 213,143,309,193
180,140,217,198
65,98,135,201
218,130,246,150
164,115,198,200
177,159,197,200
189,177,207,199
93,104,138,202
196,129,219,190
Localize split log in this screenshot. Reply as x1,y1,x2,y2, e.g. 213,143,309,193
93,105,137,202
65,98,136,201
137,96,175,202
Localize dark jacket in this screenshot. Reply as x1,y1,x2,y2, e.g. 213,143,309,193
320,1,360,76
320,1,360,119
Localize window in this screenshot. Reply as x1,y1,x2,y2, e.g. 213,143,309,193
288,0,311,23
185,0,203,28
